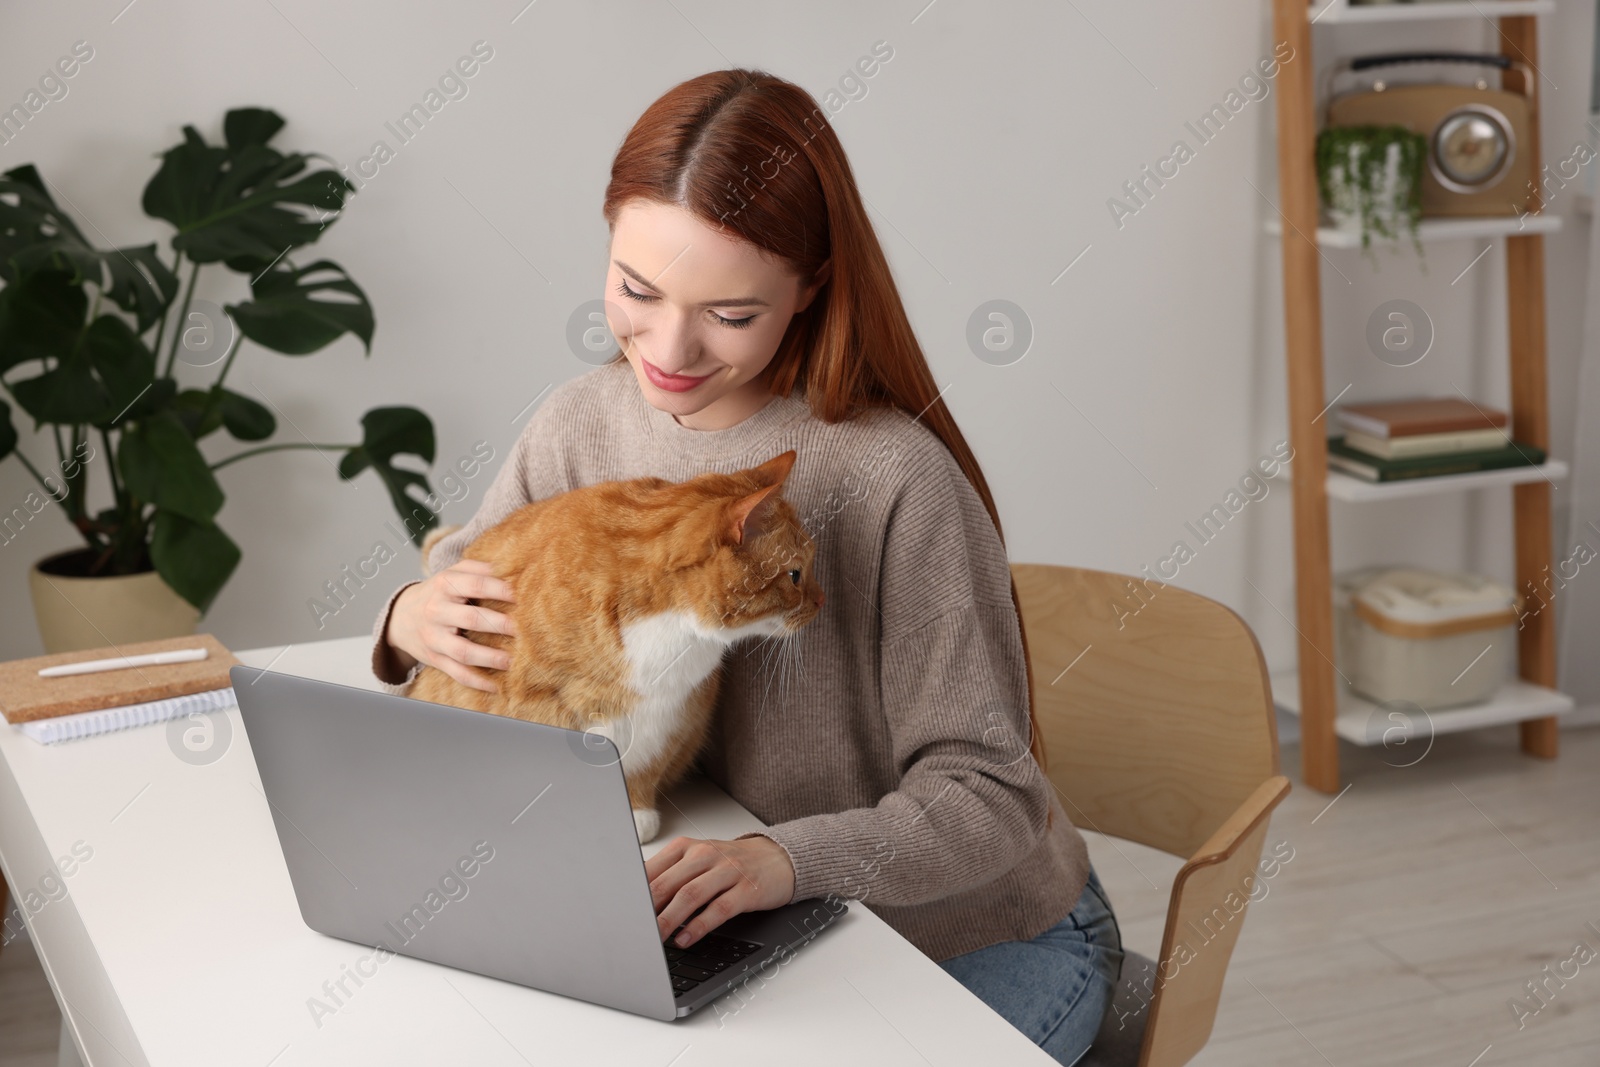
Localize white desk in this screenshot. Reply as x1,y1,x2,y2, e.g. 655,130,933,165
0,636,1053,1066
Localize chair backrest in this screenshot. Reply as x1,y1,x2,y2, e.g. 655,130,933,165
1012,563,1280,858
1011,563,1290,1067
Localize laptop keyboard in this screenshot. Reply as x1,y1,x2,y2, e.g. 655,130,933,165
664,932,764,997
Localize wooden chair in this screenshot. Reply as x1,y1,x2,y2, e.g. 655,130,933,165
1011,564,1292,1067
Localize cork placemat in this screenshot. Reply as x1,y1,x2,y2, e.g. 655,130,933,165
0,633,240,724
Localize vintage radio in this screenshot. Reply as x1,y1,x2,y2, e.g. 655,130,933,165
1324,52,1536,217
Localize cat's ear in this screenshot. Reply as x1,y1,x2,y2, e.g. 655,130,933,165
746,449,797,489
724,483,782,545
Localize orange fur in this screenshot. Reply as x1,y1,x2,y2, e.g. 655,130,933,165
407,450,822,841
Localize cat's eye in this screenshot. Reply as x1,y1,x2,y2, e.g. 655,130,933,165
787,569,801,585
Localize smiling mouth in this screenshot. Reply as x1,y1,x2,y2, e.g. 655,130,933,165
641,357,716,393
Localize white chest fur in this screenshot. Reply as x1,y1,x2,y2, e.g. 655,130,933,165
601,609,784,775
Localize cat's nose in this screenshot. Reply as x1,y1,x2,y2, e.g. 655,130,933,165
814,590,825,609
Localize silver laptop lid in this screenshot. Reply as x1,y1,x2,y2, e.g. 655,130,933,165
233,666,677,1021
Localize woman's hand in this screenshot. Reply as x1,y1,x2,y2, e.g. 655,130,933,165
383,559,517,692
645,834,796,948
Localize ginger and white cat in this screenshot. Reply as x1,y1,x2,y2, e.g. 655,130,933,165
407,450,822,843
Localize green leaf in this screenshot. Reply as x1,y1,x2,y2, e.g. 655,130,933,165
0,399,16,462
0,166,60,284
150,510,240,613
226,260,373,355
141,116,351,265
224,108,287,150
140,128,227,238
1,163,49,198
217,388,275,440
117,377,176,424
118,411,224,520
0,167,177,330
11,350,105,424
82,315,160,424
99,244,179,332
173,388,225,439
13,241,177,335
8,312,162,427
0,268,88,375
1,268,163,428
339,406,438,543
339,406,437,473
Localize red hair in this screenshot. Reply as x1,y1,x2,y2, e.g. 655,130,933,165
602,69,1047,770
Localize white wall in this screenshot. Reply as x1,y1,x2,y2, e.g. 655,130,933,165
0,1,1591,712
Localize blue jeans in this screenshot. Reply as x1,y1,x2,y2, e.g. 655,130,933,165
938,868,1123,1065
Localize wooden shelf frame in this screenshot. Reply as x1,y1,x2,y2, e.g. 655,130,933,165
1268,1,1562,791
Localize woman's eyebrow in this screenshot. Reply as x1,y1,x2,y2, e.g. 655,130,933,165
614,260,771,307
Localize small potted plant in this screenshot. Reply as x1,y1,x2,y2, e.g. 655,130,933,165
1315,124,1426,257
0,108,441,651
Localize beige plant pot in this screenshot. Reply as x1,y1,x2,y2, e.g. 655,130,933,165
28,550,200,654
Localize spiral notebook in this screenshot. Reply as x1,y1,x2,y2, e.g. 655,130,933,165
0,634,242,745
17,687,239,745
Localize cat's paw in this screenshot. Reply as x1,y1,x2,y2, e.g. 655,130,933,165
632,808,661,843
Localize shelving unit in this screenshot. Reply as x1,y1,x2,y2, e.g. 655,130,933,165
1269,0,1565,791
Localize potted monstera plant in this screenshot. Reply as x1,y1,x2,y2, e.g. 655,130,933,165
0,107,440,651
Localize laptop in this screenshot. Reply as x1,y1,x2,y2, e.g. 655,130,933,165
232,666,845,1021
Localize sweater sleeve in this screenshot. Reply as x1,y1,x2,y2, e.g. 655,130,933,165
756,427,1051,907
369,380,580,688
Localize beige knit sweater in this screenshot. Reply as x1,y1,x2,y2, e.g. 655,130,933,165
369,359,1089,961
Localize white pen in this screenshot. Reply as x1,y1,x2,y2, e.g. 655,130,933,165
38,647,209,678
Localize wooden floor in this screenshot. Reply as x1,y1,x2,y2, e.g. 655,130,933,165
1089,723,1600,1067
2,726,1596,1065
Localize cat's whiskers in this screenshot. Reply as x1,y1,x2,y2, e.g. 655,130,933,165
759,634,785,688
755,629,794,708
789,628,807,687
768,624,810,705
784,632,805,697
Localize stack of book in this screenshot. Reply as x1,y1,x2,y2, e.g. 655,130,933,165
1329,397,1546,483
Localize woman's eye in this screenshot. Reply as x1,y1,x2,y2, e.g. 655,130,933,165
616,280,753,330
788,569,801,585
616,279,654,303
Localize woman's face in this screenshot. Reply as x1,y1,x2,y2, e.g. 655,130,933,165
606,199,827,431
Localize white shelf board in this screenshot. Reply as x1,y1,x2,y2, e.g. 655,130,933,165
1271,670,1573,746
1325,458,1568,501
1309,0,1554,24
1264,213,1562,247
1269,458,1569,501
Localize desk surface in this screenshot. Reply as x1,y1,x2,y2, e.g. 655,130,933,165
0,636,1052,1066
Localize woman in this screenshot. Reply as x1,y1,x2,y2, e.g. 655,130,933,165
371,68,1121,1062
